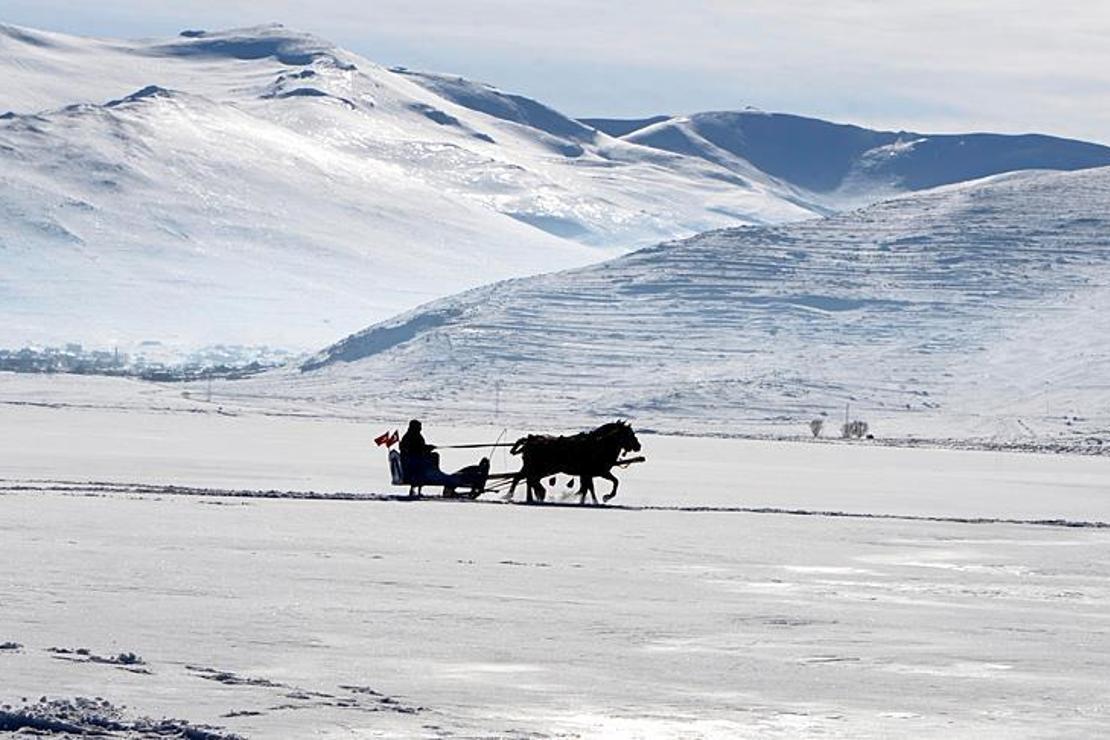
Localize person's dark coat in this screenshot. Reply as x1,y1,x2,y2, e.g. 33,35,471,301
399,420,442,484
400,426,431,458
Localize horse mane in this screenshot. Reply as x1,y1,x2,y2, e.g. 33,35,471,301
512,421,633,456
510,433,549,456
590,420,630,438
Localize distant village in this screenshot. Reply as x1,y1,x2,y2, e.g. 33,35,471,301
0,343,294,381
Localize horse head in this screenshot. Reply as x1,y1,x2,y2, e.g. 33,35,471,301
623,422,642,454
607,420,640,455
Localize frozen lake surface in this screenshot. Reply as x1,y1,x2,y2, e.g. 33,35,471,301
4,490,1109,738
2,376,1110,737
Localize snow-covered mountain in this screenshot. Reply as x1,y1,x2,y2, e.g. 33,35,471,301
243,167,1110,442
585,111,1110,205
0,23,817,352
3,22,1109,355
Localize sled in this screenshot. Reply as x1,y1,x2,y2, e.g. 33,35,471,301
387,449,490,499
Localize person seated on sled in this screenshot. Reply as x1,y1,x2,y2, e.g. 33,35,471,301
399,419,447,486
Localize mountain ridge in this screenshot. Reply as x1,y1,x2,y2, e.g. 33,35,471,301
4,22,1110,358
588,110,1110,200
0,23,816,351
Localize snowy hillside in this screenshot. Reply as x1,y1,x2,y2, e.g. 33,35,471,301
239,167,1110,442
0,84,594,350
4,23,1109,355
586,111,1110,205
0,23,819,352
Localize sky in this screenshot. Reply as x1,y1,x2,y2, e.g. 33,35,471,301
0,0,1108,143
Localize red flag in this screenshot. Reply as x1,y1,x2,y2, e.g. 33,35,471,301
375,430,400,448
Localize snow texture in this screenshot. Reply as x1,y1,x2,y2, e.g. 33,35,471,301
236,167,1110,444
3,23,1109,355
0,23,819,353
2,380,1110,738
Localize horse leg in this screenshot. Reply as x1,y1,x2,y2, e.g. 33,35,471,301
577,477,593,505
524,476,541,504
584,477,600,505
521,474,536,504
600,471,619,502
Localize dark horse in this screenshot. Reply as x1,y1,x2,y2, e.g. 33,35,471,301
509,421,641,504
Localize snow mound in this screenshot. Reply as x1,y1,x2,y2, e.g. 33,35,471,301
245,167,1110,442
0,696,241,739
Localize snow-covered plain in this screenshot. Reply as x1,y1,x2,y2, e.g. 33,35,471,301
2,373,1110,738
240,167,1110,444
2,373,1109,521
